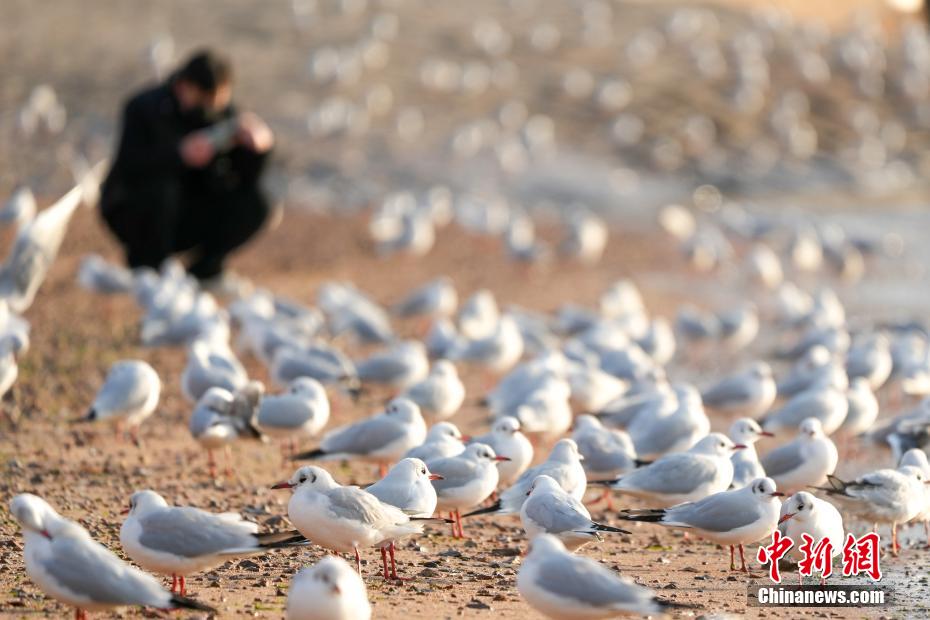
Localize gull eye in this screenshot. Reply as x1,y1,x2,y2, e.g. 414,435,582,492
299,475,307,483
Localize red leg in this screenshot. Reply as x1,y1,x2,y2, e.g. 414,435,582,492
378,463,388,478
179,575,186,597
389,542,407,580
449,512,458,538
207,449,217,479
729,545,735,571
455,509,464,538
224,445,233,477
171,573,178,593
604,488,614,511
381,546,389,579
892,524,899,556
738,544,747,573
354,547,362,574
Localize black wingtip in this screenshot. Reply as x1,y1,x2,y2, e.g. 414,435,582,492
170,594,216,613
291,448,325,461
462,499,501,518
633,458,653,468
410,516,455,524
615,509,666,523
256,529,309,548
71,408,96,424
591,521,632,535
657,597,701,610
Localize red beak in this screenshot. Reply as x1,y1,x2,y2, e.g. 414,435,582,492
40,529,51,539
760,431,775,437
460,435,472,442
770,492,784,497
732,444,747,450
778,513,795,524
271,482,294,489
494,456,511,462
429,474,444,481
120,507,130,515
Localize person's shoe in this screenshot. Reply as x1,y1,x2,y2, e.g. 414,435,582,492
199,270,253,298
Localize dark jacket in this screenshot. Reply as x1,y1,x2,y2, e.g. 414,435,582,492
101,82,262,215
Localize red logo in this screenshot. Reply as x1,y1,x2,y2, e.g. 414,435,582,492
757,532,881,583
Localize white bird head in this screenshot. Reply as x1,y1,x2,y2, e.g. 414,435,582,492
432,359,458,378
125,489,168,517
899,448,930,472
691,432,742,457
899,464,929,485
747,477,783,501
572,414,603,433
388,457,443,483
9,493,54,535
798,417,825,439
779,491,818,525
198,386,234,413
289,376,327,399
750,361,773,379
549,438,583,463
527,474,561,497
274,466,338,491
728,418,772,445
492,416,522,435
384,398,423,424
426,421,464,442
463,442,509,463
526,532,568,557
293,555,364,598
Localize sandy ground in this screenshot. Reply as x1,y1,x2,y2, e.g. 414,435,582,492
0,206,925,620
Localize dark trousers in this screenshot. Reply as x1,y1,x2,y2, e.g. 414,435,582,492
101,169,270,280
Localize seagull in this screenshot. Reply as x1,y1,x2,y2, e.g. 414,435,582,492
0,185,36,228
464,438,587,517
273,466,427,577
517,534,677,618
618,477,784,573
427,443,508,537
270,342,358,390
572,414,636,508
899,449,930,544
469,417,534,487
816,466,927,555
367,458,441,518
457,289,499,339
717,303,759,351
845,333,893,391
565,363,628,412
76,359,161,445
729,418,774,489
405,421,467,461
836,377,879,437
778,491,845,568
701,362,776,418
776,345,846,398
355,340,429,390
604,433,742,507
120,490,306,595
760,418,838,494
77,254,133,294
760,384,848,436
559,210,608,265
287,556,371,620
181,339,248,403
450,314,525,375
0,181,85,313
293,398,427,477
628,384,709,458
400,359,466,420
521,475,630,551
256,377,331,458
391,277,458,319
188,383,264,477
425,317,460,359
10,494,215,619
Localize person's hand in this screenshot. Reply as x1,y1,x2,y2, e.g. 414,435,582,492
179,131,215,167
236,111,274,153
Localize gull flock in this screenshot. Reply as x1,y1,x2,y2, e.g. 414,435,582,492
3,160,930,620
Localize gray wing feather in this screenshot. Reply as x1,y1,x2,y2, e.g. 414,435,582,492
760,442,804,477
534,554,656,610
665,492,765,532
95,364,152,413
618,455,716,495
526,495,590,532
356,356,408,382
702,376,751,406
322,415,404,455
427,456,479,492
327,487,392,525
44,536,166,606
139,507,255,557
258,397,312,429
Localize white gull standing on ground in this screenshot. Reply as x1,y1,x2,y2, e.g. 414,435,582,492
366,457,441,518
400,359,465,420
618,477,784,573
9,494,214,619
729,418,774,489
469,417,534,487
404,421,467,461
760,418,838,494
77,359,161,445
517,534,678,618
256,377,330,457
427,443,507,538
188,383,264,477
778,491,845,571
293,398,427,477
604,433,742,507
521,475,630,551
120,490,306,595
701,362,776,418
